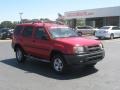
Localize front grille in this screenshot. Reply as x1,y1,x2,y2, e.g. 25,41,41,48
86,45,101,52
84,51,104,62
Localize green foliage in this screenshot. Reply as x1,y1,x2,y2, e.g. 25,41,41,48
0,21,19,29
0,21,13,28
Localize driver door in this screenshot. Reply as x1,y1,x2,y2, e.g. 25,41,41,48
32,27,52,60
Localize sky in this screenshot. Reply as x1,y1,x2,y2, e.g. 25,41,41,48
0,0,120,22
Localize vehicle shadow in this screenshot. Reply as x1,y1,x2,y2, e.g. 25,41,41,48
0,58,98,80
95,37,120,41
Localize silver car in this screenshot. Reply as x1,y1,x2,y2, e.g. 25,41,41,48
76,26,98,36
95,26,120,39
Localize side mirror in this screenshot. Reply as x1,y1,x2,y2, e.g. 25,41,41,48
41,35,49,40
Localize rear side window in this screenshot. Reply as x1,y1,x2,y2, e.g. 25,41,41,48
14,26,23,35
22,26,33,37
77,27,85,29
112,27,120,30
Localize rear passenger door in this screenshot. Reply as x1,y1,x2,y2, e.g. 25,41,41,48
21,26,34,55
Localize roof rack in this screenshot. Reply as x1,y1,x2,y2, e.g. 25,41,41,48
21,20,65,25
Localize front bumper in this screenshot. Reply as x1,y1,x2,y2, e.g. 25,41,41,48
64,50,105,66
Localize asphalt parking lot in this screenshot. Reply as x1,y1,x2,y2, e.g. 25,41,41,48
0,37,120,90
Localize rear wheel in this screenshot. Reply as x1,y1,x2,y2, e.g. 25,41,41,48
15,47,26,63
51,54,67,74
78,32,82,36
110,34,114,39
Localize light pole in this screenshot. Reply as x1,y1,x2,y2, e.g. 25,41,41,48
19,12,23,23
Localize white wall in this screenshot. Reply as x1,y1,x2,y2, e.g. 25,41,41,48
64,6,120,19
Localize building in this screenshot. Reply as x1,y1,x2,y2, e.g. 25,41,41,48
64,6,120,28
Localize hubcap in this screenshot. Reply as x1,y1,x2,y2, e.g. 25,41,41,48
16,49,22,61
53,58,63,72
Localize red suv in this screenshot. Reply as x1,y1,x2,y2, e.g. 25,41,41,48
12,22,105,73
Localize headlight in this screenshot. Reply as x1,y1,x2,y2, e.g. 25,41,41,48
99,43,104,50
73,46,84,54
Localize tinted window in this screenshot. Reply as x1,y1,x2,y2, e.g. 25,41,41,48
112,27,120,30
77,27,86,29
35,27,47,39
86,26,93,29
0,29,8,33
22,26,33,37
14,26,23,35
100,27,110,29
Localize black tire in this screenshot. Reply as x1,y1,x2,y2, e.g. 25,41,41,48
98,37,101,40
93,31,96,36
110,34,114,39
15,47,26,63
86,63,97,68
78,32,82,36
51,54,67,74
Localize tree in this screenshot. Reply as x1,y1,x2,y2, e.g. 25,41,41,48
40,18,52,22
56,13,65,25
0,21,13,28
12,21,19,28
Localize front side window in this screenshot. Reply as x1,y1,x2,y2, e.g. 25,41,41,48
22,26,33,37
35,27,47,39
49,28,78,38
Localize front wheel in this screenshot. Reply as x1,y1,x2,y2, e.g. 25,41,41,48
15,47,26,63
51,54,67,73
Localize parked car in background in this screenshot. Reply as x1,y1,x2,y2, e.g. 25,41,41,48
0,28,12,39
95,26,120,39
8,29,14,34
76,26,98,36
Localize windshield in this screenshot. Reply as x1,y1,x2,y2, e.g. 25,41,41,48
100,27,110,29
49,28,78,38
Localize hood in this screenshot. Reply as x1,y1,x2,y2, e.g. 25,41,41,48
55,37,100,46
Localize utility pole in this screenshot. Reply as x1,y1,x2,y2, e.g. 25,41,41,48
19,12,23,23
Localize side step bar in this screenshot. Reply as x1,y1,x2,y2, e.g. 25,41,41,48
25,55,50,63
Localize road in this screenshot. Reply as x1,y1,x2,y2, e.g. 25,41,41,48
0,38,120,90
